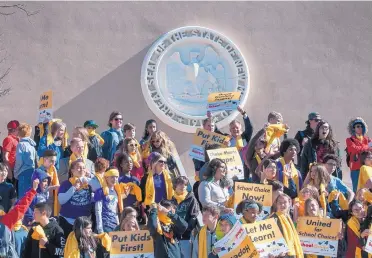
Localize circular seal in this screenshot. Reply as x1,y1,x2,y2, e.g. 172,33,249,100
141,26,250,133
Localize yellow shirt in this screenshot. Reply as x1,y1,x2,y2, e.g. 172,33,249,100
357,165,372,191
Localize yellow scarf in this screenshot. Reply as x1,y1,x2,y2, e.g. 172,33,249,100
174,191,188,204
279,157,301,195
141,142,151,159
95,173,108,194
68,153,86,168
356,135,364,141
265,124,287,152
328,190,348,210
31,225,46,249
87,129,105,146
347,216,362,257
273,212,304,257
198,226,208,258
129,152,141,168
240,217,249,224
235,135,244,151
144,170,174,205
69,177,89,190
295,197,306,217
39,119,69,150
121,182,142,202
255,153,262,164
13,220,28,232
157,212,175,243
64,232,111,258
44,165,60,217
319,184,327,217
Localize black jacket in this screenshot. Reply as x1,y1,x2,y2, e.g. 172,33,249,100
171,192,200,240
23,219,65,258
294,127,314,166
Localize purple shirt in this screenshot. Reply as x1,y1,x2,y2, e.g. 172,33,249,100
119,174,140,207
153,172,166,203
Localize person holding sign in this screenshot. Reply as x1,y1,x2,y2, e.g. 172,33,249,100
147,200,188,258
191,204,220,258
270,193,304,257
236,199,262,224
293,186,320,222
210,213,238,257
276,139,303,197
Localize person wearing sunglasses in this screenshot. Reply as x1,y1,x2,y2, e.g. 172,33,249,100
294,112,322,166
100,111,124,164
346,117,372,192
115,138,144,180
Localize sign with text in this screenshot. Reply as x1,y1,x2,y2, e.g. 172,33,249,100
207,91,241,112
234,182,272,220
244,218,288,257
109,230,154,258
297,217,341,257
207,147,244,179
188,128,228,162
38,90,53,123
214,222,258,258
364,225,372,254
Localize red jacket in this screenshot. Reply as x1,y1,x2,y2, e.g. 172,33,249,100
0,188,36,230
346,136,371,171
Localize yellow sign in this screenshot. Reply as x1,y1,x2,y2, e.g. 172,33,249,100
38,90,53,123
207,147,244,179
109,230,154,257
244,218,288,256
207,92,241,112
297,217,341,256
220,236,259,258
207,91,241,102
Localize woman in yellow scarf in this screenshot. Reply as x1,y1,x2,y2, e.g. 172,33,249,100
115,138,144,180
270,193,304,258
64,127,98,162
64,216,111,258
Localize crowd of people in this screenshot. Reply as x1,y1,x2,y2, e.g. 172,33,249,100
0,108,371,258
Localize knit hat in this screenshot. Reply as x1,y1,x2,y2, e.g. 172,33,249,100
104,168,119,177
308,112,321,121
7,120,19,130
219,213,237,227
84,120,99,128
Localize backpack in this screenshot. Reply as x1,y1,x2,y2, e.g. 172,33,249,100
0,222,18,258
345,137,355,168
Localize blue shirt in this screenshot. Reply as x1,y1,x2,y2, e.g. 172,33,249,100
153,173,166,203
119,174,140,207
327,176,348,195
101,128,123,163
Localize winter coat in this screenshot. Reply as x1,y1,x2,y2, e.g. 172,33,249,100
37,135,64,170
14,137,38,179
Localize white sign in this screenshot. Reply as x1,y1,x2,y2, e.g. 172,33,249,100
141,26,250,133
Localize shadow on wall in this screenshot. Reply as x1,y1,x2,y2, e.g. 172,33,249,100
54,44,193,154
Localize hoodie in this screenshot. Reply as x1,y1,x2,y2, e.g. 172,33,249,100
171,192,200,240
23,169,51,226
23,218,65,258
14,137,38,179
346,117,371,171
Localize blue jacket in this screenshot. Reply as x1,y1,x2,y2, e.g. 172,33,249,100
23,169,51,226
37,135,63,170
14,138,37,179
101,128,123,163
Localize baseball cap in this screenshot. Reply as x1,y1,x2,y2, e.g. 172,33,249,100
83,120,99,128
7,120,20,130
308,112,321,121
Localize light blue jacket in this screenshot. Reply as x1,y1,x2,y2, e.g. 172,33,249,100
14,137,38,179
101,128,123,163
37,135,63,170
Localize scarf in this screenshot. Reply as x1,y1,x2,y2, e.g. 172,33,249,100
39,119,69,150
120,182,142,202
144,170,173,205
87,129,105,146
319,184,327,217
255,153,262,164
198,226,208,258
157,212,175,243
174,191,188,204
64,232,111,258
44,165,60,216
31,225,46,249
13,220,28,232
328,190,348,210
265,124,287,152
273,212,304,257
295,197,306,217
129,152,141,168
95,173,108,194
69,153,86,168
240,217,249,224
347,216,362,257
235,135,244,151
69,177,89,190
279,157,301,194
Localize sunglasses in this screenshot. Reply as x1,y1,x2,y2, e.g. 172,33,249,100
114,117,123,121
128,143,138,147
312,119,320,122
355,125,363,129
158,160,166,164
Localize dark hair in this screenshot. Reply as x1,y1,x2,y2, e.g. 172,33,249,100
34,202,52,217
68,160,85,178
236,199,263,215
73,217,97,253
43,149,57,158
108,111,122,127
172,176,189,189
203,158,226,179
0,162,8,173
204,143,220,163
142,119,157,140
323,154,341,167
124,123,136,131
361,205,372,234
115,153,132,173
360,151,372,166
262,159,276,169
202,203,221,217
312,120,338,152
122,138,137,153
273,193,291,212
349,199,364,217
279,138,300,156
94,157,110,173
266,179,284,192
160,199,176,210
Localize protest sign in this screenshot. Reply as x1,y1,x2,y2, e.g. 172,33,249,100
214,222,258,258
364,225,372,254
109,230,154,258
38,90,53,123
234,182,272,220
297,217,341,257
244,218,288,257
207,91,241,112
207,147,244,179
188,128,228,162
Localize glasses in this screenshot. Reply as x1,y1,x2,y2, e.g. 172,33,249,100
114,117,123,121
311,119,320,122
152,140,161,144
157,160,166,164
355,125,363,129
128,143,138,147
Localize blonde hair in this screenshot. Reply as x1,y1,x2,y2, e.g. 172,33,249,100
300,185,319,201
304,198,321,216
18,123,32,138
304,164,330,190
150,130,172,158
72,127,89,143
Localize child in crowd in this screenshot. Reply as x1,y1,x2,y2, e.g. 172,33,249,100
84,120,104,158
23,202,65,258
0,163,17,213
293,185,319,222
116,138,144,180
236,199,262,224
88,157,110,193
357,150,372,191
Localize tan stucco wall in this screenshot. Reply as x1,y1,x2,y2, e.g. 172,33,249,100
1,2,372,183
